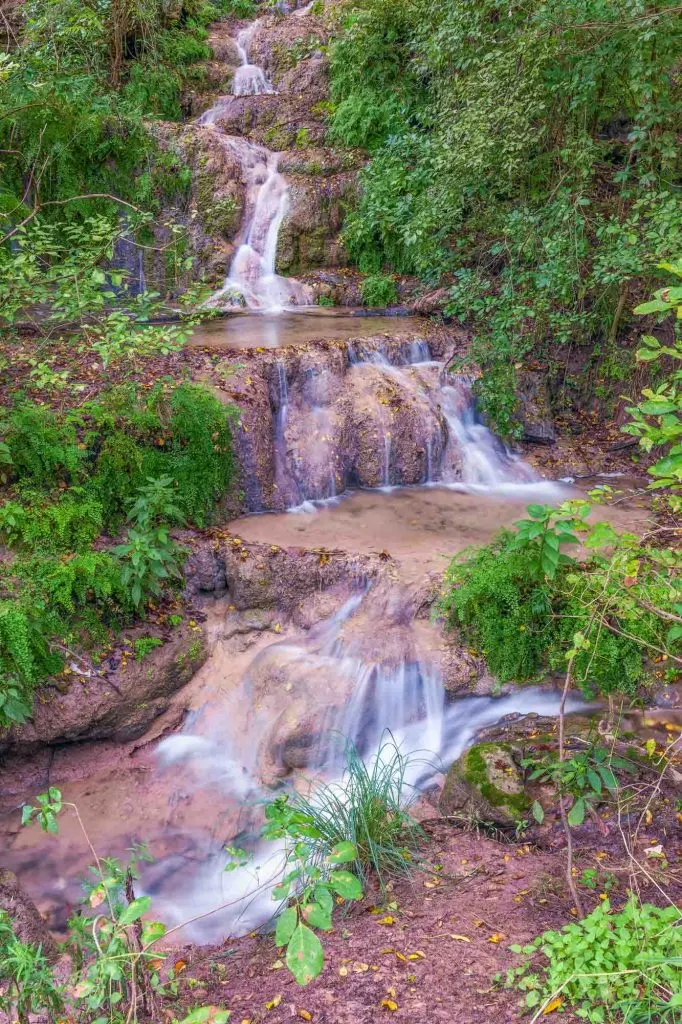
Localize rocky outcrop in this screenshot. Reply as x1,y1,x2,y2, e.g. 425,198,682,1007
0,870,58,961
221,536,386,610
0,626,208,755
439,742,531,824
207,328,456,511
516,370,556,445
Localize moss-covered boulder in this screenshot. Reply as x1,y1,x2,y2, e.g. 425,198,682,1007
439,742,531,824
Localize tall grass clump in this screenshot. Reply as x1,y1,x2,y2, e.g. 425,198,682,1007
285,738,424,887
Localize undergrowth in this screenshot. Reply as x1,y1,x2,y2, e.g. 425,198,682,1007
328,0,682,434
267,737,423,888
0,381,235,728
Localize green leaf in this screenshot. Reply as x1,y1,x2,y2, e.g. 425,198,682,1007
327,841,357,864
586,769,602,795
329,870,363,901
118,895,151,927
286,923,324,985
315,885,334,915
585,522,618,549
20,804,33,826
275,906,298,947
302,901,333,931
531,800,544,824
567,798,586,827
141,920,166,946
597,765,618,793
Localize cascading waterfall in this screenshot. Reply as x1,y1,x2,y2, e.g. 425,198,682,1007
274,339,560,511
197,17,311,310
154,589,585,941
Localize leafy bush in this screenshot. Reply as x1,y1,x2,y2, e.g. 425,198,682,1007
329,0,682,433
439,501,682,696
623,258,682,511
505,898,682,1021
361,273,398,308
1,405,83,490
0,495,104,553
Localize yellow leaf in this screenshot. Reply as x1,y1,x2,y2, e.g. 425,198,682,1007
450,934,471,943
381,999,399,1011
298,1012,312,1021
270,960,284,970
174,960,187,974
645,809,653,825
274,623,281,634
488,933,505,943
381,948,396,955
265,995,282,1010
407,951,425,960
542,997,563,1015
338,967,348,977
240,1019,252,1024
89,887,105,908
378,915,395,925
353,962,370,973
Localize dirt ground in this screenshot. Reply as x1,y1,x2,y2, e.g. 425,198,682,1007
161,808,682,1024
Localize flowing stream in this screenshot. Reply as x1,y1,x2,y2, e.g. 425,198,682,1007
1,2,602,943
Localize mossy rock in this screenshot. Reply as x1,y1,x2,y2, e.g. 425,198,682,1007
440,742,531,824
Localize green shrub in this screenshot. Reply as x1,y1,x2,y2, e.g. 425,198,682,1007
0,495,104,553
505,897,682,1021
2,405,83,489
438,501,679,696
439,530,554,683
361,273,398,308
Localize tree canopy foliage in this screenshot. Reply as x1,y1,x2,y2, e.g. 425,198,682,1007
329,0,682,431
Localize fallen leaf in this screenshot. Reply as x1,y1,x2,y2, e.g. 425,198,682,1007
381,1000,398,1011
298,1011,312,1021
542,997,563,1014
488,933,505,943
450,934,471,943
265,995,282,1010
270,960,284,970
173,960,187,974
353,962,370,973
378,915,395,925
338,966,348,977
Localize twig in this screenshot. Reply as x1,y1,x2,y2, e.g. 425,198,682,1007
558,656,585,919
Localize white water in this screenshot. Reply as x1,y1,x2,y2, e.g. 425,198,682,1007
198,18,311,310
154,590,585,941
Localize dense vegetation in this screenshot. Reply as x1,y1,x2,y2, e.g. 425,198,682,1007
0,381,235,726
0,0,252,222
328,0,682,432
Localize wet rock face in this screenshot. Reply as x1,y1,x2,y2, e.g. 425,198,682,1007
516,370,556,445
0,870,58,962
224,332,453,510
219,536,386,611
0,626,208,755
439,742,531,824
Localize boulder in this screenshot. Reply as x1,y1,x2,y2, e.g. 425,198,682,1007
439,742,531,824
515,370,556,445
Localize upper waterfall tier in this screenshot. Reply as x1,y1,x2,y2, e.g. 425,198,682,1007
197,14,312,310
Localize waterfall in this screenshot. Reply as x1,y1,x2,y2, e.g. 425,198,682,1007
154,589,586,941
232,24,273,96
197,17,311,310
